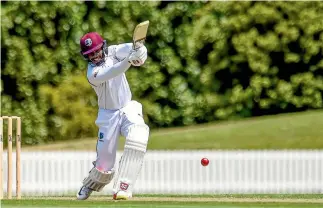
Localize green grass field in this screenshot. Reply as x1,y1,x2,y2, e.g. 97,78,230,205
24,110,323,151
1,195,323,208
9,111,323,207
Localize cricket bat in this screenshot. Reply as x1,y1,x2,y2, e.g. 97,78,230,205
132,20,150,50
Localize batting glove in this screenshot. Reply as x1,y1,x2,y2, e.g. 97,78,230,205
128,46,147,66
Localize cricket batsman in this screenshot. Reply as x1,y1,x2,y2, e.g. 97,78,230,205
76,32,149,200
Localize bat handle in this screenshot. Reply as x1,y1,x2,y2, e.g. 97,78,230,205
128,40,146,63
132,41,136,50
133,40,145,50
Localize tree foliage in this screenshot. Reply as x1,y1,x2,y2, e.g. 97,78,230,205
1,1,322,144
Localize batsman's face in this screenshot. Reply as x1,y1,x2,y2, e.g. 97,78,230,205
88,49,103,64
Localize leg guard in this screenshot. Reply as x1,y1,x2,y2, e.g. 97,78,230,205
83,167,115,192
113,124,149,194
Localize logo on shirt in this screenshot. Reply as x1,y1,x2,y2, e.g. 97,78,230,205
94,70,99,77
85,38,92,47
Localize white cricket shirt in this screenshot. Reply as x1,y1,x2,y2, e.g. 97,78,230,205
87,43,133,110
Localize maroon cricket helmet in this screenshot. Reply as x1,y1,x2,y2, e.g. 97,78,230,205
80,32,104,55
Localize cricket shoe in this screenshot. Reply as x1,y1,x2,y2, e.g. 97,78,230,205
113,190,132,200
77,185,93,200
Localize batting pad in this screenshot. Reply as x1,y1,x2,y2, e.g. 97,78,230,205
113,124,149,193
83,167,115,192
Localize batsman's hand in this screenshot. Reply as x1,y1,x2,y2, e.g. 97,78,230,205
128,45,147,66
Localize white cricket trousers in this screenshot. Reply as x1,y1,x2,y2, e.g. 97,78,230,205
94,100,148,172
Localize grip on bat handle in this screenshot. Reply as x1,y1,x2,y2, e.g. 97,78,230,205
128,40,145,63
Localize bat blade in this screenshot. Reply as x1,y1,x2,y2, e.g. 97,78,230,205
132,20,149,49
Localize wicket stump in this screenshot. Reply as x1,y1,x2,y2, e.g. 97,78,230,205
0,116,21,199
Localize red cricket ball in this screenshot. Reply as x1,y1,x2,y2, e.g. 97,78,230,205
201,158,209,166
